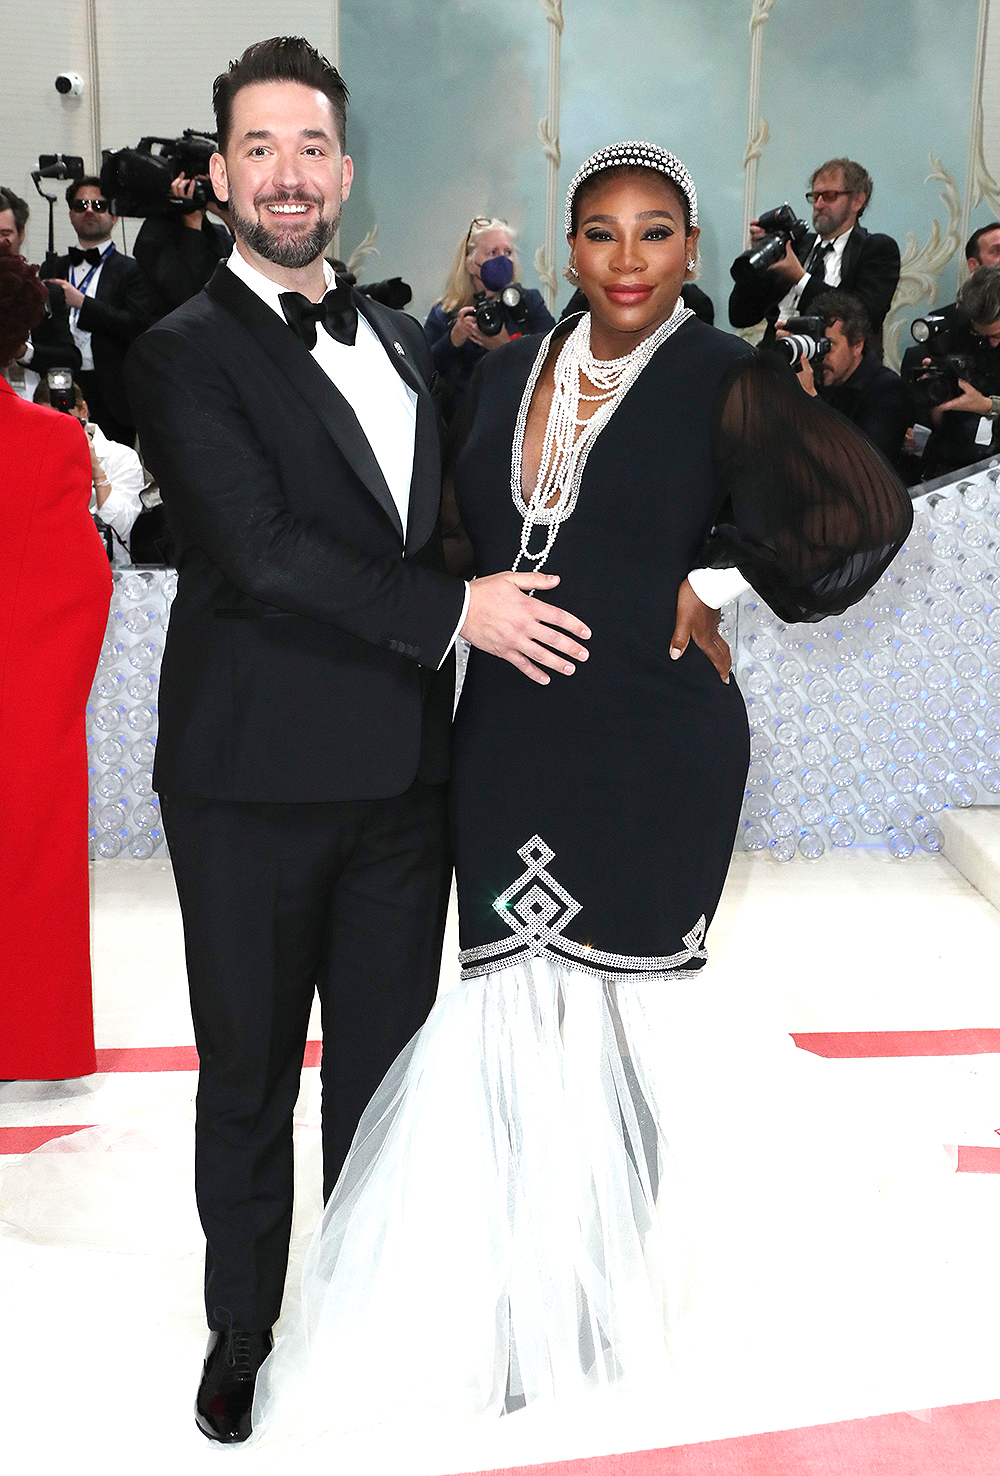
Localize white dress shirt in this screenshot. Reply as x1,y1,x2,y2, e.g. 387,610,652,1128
226,246,469,659
777,225,853,320
89,423,144,563
69,238,116,372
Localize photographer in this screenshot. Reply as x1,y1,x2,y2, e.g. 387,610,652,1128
783,291,912,471
424,218,554,421
133,172,232,316
42,176,158,446
33,376,144,562
912,264,1000,478
729,158,901,355
0,188,81,398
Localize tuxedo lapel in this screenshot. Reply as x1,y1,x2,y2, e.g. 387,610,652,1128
839,224,867,288
204,265,404,541
355,294,442,557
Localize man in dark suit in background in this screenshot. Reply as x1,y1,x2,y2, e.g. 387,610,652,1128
133,171,233,316
0,188,81,397
44,176,157,444
729,158,901,355
126,35,590,1446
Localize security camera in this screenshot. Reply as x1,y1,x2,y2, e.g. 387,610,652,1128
55,72,85,98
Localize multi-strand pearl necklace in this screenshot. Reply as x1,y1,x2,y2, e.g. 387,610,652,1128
510,302,692,575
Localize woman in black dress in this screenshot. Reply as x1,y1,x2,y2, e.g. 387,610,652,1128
250,145,915,1448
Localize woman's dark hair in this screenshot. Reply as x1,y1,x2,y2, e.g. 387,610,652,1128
0,244,48,367
570,164,691,236
213,36,349,155
65,175,105,207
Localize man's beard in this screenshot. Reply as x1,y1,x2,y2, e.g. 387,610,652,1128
230,195,339,270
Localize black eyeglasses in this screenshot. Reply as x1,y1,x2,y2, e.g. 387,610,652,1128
465,216,507,249
70,198,111,213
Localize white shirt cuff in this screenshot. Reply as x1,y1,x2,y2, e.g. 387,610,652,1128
438,582,471,670
19,339,35,366
687,566,750,609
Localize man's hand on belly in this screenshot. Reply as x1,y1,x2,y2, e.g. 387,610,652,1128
461,572,591,686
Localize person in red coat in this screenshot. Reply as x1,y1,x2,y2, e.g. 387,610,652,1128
0,247,112,1078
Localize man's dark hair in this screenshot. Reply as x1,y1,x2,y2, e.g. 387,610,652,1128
811,289,871,348
66,175,105,207
958,263,1000,327
966,222,1000,262
810,158,873,218
0,187,29,233
213,36,349,156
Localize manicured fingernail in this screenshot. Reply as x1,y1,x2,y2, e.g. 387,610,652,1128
578,649,588,660
670,647,682,660
580,627,591,638
725,674,731,683
564,663,574,674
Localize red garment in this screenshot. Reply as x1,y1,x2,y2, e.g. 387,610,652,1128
0,378,112,1078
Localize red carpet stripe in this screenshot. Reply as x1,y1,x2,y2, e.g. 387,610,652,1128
792,1029,1000,1058
465,1398,1000,1475
91,1041,323,1072
955,1145,1000,1174
0,1125,94,1153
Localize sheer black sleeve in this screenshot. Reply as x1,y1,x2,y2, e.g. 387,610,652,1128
701,350,913,623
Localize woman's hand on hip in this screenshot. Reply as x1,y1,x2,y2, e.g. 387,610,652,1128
669,578,731,682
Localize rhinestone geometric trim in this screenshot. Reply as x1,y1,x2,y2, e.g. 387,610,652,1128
564,142,699,233
458,835,707,982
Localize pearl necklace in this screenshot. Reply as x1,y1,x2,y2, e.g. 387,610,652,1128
510,302,692,575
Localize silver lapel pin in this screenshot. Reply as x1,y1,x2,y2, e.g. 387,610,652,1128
393,341,406,356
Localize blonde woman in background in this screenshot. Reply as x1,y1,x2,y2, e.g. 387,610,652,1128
423,216,554,421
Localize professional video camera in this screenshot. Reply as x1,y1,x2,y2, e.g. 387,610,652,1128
771,315,832,372
30,154,85,274
474,254,531,336
903,314,977,413
99,132,219,217
731,204,810,285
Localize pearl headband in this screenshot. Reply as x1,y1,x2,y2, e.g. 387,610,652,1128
564,142,698,234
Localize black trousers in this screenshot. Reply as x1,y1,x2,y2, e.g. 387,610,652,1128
161,781,451,1332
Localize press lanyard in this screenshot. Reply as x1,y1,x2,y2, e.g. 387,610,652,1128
71,243,115,323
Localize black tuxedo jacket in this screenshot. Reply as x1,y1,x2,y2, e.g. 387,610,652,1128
27,283,82,376
728,223,901,345
125,264,466,803
47,247,158,429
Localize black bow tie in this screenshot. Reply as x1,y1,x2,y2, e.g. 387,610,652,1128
68,246,104,267
279,279,358,350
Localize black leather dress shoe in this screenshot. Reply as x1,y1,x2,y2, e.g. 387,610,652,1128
195,1327,274,1443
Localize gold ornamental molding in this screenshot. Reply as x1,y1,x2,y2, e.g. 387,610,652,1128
883,157,962,373
534,0,564,311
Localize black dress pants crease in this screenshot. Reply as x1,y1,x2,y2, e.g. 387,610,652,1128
161,781,451,1333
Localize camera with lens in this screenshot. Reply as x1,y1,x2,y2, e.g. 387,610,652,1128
99,132,219,217
731,204,810,285
473,254,531,337
45,368,77,414
771,314,832,372
903,314,978,413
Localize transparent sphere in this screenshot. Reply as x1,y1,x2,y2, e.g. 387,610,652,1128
745,601,775,628
923,755,949,783
803,707,830,735
133,800,160,830
774,689,799,717
860,776,885,804
868,684,893,712
959,585,986,614
771,809,796,837
93,703,124,733
979,766,1000,794
798,831,825,860
891,766,918,794
865,744,889,772
948,779,976,808
963,481,990,511
892,736,917,765
962,553,988,582
987,674,1000,698
124,605,158,636
801,767,826,795
800,796,826,825
836,664,861,693
126,703,154,733
915,823,944,853
96,769,124,800
801,738,829,764
895,704,920,731
928,599,954,626
989,607,1000,636
927,630,954,657
127,672,155,701
957,619,984,646
867,650,893,677
932,495,959,524
953,686,978,713
952,746,980,773
749,733,771,760
896,643,921,669
95,736,125,766
925,692,952,720
894,673,920,701
830,820,856,847
829,761,855,789
931,532,958,562
887,829,915,860
772,748,797,777
962,522,989,550
952,714,978,742
128,639,160,672
834,731,860,759
744,698,771,731
747,759,770,787
745,631,777,661
777,658,804,686
985,704,1000,731
888,799,917,829
900,577,927,604
773,779,798,807
833,696,860,724
866,716,892,744
899,609,926,637
924,663,949,690
775,723,800,748
128,833,156,860
807,675,834,703
743,822,768,851
745,793,770,818
919,784,948,813
131,769,154,798
984,734,1000,760
857,805,886,835
130,737,156,767
743,664,772,696
97,802,127,831
162,571,178,601
830,790,854,816
95,668,126,702
770,835,796,863
96,831,123,859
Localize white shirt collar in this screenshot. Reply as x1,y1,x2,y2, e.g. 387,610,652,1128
819,225,853,260
226,245,335,322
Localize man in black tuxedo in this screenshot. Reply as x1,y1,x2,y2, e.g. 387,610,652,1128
0,189,81,396
729,158,901,355
125,35,590,1445
44,177,157,444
